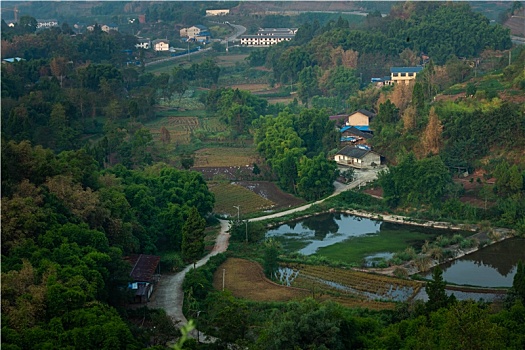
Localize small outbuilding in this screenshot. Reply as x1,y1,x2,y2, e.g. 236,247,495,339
125,254,161,304
335,145,381,169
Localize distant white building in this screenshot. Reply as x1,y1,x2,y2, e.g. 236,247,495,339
135,38,151,50
101,23,119,33
206,9,230,16
240,28,297,47
152,39,170,51
36,19,59,29
390,66,424,85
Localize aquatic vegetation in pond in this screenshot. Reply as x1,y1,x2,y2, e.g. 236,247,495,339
266,212,470,264
274,267,299,286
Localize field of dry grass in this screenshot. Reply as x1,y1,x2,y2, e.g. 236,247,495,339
208,182,275,216
213,258,310,301
215,54,249,67
193,147,258,167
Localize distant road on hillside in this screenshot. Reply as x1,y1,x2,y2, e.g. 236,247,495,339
261,10,387,17
144,47,212,67
511,35,525,45
223,23,246,43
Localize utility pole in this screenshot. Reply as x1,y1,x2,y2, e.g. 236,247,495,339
233,205,240,222
222,269,225,291
245,220,248,243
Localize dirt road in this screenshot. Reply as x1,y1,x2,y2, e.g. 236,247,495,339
150,219,230,325
250,166,383,222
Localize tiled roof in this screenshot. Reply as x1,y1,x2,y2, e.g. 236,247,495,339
336,146,371,159
126,254,161,283
342,126,373,139
349,109,376,119
390,66,424,73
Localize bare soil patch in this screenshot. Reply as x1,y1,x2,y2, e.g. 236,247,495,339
363,187,384,199
236,181,306,210
193,166,254,181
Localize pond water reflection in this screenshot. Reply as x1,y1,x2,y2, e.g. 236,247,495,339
266,213,381,255
265,212,467,264
423,238,525,288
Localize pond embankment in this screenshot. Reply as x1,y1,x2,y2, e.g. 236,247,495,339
266,207,515,281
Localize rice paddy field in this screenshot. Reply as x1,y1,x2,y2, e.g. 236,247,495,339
212,258,412,310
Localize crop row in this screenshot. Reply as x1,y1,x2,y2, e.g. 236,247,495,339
167,117,199,125
286,264,421,297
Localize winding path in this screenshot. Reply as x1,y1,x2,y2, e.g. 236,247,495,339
150,167,383,336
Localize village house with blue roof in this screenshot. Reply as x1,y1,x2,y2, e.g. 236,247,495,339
390,66,424,85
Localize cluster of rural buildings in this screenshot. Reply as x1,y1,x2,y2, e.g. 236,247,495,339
135,24,211,52
332,64,424,169
332,109,382,169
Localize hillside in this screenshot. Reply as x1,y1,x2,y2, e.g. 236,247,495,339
504,8,525,37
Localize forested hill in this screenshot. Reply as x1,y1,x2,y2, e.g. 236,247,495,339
1,140,215,348
253,2,511,85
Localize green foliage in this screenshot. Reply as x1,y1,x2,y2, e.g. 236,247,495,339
229,220,266,243
182,207,206,263
204,291,250,345
254,109,338,199
380,301,507,349
206,88,268,136
257,298,377,350
440,101,524,169
182,253,227,302
263,239,281,277
378,152,452,207
507,261,525,305
425,266,454,313
297,153,338,201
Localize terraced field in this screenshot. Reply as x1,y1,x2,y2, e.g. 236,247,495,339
208,182,275,217
213,258,420,310
146,116,200,144
285,264,423,303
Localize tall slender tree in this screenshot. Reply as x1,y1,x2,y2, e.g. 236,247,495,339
181,206,206,263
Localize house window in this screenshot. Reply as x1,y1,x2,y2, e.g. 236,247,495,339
400,73,406,77
408,72,414,77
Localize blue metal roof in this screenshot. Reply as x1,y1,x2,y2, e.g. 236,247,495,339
340,126,351,133
353,126,371,131
390,66,423,73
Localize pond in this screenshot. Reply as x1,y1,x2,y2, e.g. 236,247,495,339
422,237,525,288
265,212,470,265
